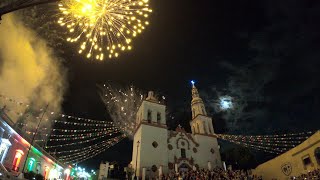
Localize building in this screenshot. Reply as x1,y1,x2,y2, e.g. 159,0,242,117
97,161,109,180
0,110,70,179
253,131,320,180
131,83,222,178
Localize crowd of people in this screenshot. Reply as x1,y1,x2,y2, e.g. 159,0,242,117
160,167,262,180
290,169,320,180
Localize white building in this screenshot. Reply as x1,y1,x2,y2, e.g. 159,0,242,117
131,84,222,178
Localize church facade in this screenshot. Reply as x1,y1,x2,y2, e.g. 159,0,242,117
131,84,222,177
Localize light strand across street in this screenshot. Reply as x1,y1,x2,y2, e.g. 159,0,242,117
50,139,115,155
49,130,121,141
46,132,121,148
65,135,126,164
58,137,122,160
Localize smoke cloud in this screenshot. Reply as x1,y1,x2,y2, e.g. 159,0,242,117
0,14,67,145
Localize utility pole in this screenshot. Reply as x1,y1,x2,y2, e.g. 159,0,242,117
21,104,49,175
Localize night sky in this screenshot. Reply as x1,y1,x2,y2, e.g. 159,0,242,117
44,0,320,169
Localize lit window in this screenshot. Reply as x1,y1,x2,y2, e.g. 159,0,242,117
12,149,24,171
28,158,36,172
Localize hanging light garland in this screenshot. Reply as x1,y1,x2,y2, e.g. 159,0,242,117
65,135,126,164
217,131,315,154
52,127,117,133
49,130,121,141
45,131,120,148
50,139,116,155
50,131,106,138
58,136,122,160
221,137,281,154
53,119,113,127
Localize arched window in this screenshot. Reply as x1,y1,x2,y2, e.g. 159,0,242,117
315,147,320,164
201,106,205,115
147,110,152,123
157,112,161,124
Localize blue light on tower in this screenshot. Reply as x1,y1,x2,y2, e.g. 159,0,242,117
191,80,195,86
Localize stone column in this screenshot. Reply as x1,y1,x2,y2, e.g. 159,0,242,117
142,168,146,180
208,161,212,170
159,165,163,178
222,161,227,171
175,164,178,173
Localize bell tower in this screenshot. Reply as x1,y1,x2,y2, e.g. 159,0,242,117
190,81,214,135
131,91,168,177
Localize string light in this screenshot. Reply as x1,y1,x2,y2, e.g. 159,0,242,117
65,135,126,164
58,136,122,160
50,139,115,155
45,132,120,148
52,127,117,133
50,131,106,138
49,130,120,141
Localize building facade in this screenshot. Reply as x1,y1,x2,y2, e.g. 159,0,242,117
131,84,222,178
253,131,320,180
0,110,69,179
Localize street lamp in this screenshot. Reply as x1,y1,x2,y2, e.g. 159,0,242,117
134,140,140,179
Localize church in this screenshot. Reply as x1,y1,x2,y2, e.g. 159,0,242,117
131,83,222,178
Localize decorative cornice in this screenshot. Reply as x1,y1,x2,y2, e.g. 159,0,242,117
190,114,212,121
133,120,167,135
168,130,199,147
194,133,218,138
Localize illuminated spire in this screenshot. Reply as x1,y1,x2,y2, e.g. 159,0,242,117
190,81,207,119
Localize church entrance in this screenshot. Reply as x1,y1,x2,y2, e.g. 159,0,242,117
179,163,191,172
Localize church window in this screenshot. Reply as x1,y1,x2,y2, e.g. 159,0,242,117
181,148,186,158
193,148,197,153
157,112,161,124
210,148,215,154
302,155,312,166
315,147,320,164
152,141,158,148
147,110,152,123
168,144,173,150
208,122,212,134
201,107,205,115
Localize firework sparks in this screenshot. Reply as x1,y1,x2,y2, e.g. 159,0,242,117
100,84,143,138
58,0,152,60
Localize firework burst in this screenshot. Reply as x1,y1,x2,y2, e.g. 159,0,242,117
100,84,143,138
58,0,152,60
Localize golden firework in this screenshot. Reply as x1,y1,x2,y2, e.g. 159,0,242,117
58,0,152,60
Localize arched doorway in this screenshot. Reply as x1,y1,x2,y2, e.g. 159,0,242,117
179,163,191,172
